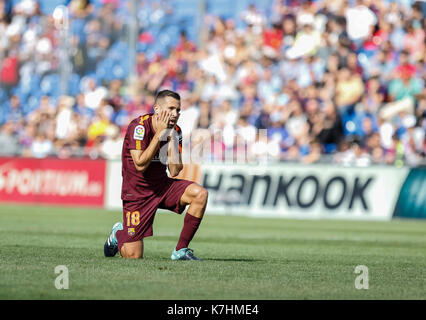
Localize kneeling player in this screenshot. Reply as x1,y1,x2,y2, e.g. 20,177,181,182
104,90,208,260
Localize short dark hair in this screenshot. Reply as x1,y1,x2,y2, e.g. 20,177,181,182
154,90,181,105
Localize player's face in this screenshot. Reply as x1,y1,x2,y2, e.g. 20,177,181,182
156,97,181,128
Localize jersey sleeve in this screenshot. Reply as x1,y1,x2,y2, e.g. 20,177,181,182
128,120,150,151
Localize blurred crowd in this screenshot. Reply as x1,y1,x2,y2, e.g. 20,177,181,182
0,0,425,166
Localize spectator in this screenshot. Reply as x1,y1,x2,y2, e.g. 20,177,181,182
6,95,24,124
177,94,200,141
345,0,377,44
100,124,123,160
83,77,108,110
402,21,425,61
241,4,265,35
30,132,53,158
388,51,423,102
0,50,19,95
335,67,365,111
87,100,113,144
302,140,322,164
286,15,321,59
0,121,20,156
55,96,75,140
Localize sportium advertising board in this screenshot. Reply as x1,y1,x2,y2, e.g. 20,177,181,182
0,158,107,207
105,161,413,221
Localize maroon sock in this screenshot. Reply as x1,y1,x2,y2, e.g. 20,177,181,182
176,213,202,251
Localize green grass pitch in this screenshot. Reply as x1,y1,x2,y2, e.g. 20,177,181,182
0,204,425,300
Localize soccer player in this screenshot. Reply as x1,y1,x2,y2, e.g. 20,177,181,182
104,90,208,260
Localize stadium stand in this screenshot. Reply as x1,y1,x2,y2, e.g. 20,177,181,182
0,0,425,166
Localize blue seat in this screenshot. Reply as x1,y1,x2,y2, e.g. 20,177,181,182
96,58,113,82
68,73,81,96
30,86,44,100
29,74,42,94
173,0,199,18
18,76,32,95
207,0,236,20
39,0,67,14
323,143,337,154
11,0,23,8
158,33,171,48
111,65,126,80
0,88,7,103
137,7,151,29
11,86,29,105
71,18,87,44
27,96,41,114
100,56,130,81
342,110,365,137
109,42,129,55
137,42,148,53
40,74,60,96
91,0,104,9
0,108,6,125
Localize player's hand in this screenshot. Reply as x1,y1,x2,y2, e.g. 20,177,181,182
157,110,171,130
157,110,172,140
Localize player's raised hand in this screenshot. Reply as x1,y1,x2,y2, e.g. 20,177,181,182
157,110,172,140
157,110,170,130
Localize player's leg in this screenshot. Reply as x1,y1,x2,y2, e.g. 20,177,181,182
107,199,158,259
120,240,144,259
158,179,208,260
172,182,208,260
180,183,208,219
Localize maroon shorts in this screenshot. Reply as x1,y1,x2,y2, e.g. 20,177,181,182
116,178,194,251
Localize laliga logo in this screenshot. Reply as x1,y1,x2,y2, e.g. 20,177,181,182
134,125,145,140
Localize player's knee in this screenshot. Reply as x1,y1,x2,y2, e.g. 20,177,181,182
120,243,143,259
130,252,143,259
194,187,208,205
123,250,143,259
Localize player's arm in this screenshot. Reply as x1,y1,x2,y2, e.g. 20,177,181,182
130,138,161,172
167,129,183,177
130,111,170,173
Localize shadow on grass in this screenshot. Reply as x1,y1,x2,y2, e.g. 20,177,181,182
146,257,264,262
203,258,263,262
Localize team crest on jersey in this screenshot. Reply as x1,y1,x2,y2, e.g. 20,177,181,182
128,228,135,236
134,125,145,140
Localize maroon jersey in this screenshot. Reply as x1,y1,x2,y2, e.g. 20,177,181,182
121,113,183,201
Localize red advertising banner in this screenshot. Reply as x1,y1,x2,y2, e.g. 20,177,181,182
0,158,107,207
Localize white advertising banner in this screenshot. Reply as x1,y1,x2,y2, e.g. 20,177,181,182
105,160,123,210
201,163,409,221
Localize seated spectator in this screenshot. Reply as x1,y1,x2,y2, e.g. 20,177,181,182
335,67,365,110
30,132,53,158
388,51,423,102
5,95,24,124
87,104,111,142
0,121,20,156
402,21,425,62
100,124,123,160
